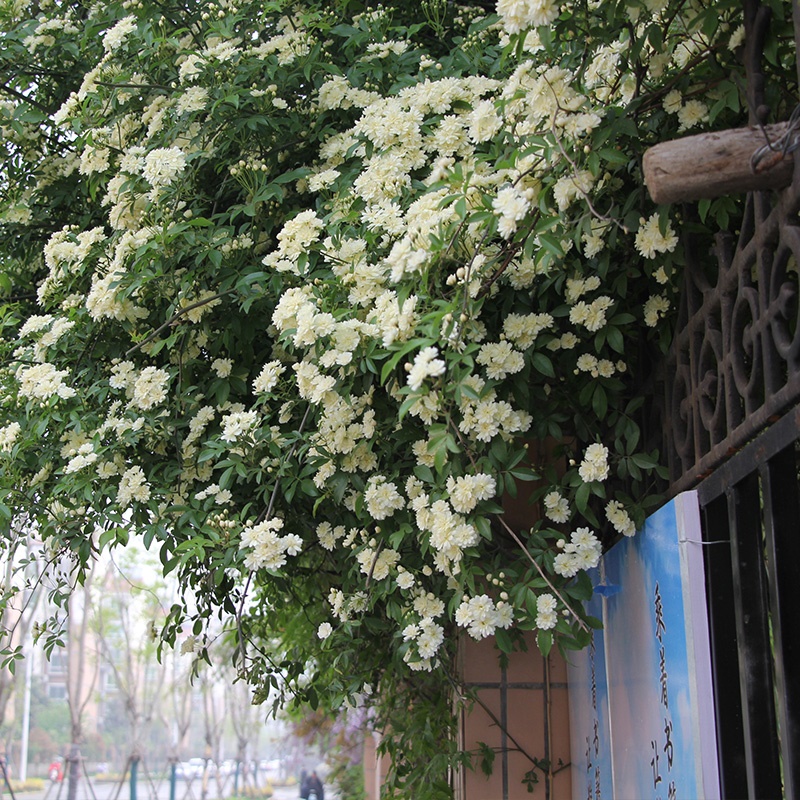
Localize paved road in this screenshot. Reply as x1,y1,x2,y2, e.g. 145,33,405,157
8,779,334,800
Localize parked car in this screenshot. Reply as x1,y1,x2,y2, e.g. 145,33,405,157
176,758,206,779
217,760,237,776
258,760,281,780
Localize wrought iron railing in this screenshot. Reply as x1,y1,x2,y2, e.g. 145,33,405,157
655,3,800,797
662,0,800,494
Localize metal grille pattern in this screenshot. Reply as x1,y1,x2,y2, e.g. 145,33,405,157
663,0,800,493
665,182,800,492
656,3,800,797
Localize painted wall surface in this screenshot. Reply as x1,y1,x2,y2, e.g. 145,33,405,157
566,597,613,800
568,492,720,800
363,636,573,800
363,732,391,800
458,635,572,800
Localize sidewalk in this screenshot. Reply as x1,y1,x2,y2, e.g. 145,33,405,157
271,786,338,800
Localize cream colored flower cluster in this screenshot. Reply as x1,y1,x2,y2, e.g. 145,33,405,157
578,443,610,483
239,518,303,572
1,0,738,682
458,376,532,443
635,213,679,260
16,362,76,402
108,362,171,411
398,591,448,670
117,465,151,506
553,528,602,578
535,593,558,630
606,500,636,537
455,593,514,640
0,422,21,453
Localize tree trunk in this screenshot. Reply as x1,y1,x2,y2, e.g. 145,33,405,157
65,575,97,800
65,743,81,800
643,122,794,204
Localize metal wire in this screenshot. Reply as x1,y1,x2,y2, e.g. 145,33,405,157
751,102,800,174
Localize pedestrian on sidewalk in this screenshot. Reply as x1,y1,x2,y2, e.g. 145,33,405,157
299,769,309,799
306,770,324,800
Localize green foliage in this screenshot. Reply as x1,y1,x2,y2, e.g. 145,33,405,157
0,0,794,796
329,764,367,800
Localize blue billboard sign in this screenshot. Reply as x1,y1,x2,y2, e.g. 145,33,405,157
568,492,720,799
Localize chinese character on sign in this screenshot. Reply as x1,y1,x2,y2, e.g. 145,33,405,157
650,739,662,787
663,718,674,769
659,645,669,709
654,582,666,641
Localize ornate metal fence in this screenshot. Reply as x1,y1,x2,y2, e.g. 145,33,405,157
662,0,800,494
657,1,800,796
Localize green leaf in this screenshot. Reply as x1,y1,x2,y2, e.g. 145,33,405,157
597,147,630,167
477,742,495,777
494,627,514,654
525,589,539,620
569,570,593,602
631,453,659,469
433,443,448,473
538,234,564,258
592,385,607,419
606,326,624,354
398,393,421,421
510,466,539,481
575,482,590,514
536,629,553,657
531,352,555,378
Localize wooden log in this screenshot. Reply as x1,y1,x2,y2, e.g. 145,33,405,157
643,122,794,204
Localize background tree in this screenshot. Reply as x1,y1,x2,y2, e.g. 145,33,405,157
65,575,99,800
93,557,168,780
196,659,227,800
162,643,196,774
0,518,43,764
226,670,263,795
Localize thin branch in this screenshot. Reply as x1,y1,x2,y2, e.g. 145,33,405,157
494,516,589,633
364,538,385,590
455,223,495,347
476,239,523,300
538,73,628,234
446,415,478,471
95,81,171,92
442,663,541,767
234,403,312,668
545,654,554,792
0,81,51,113
125,290,234,357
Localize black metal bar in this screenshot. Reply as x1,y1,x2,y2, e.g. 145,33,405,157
760,446,800,798
795,0,800,89
695,403,800,504
728,475,782,798
543,656,550,800
701,497,747,796
744,0,772,126
501,665,508,800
